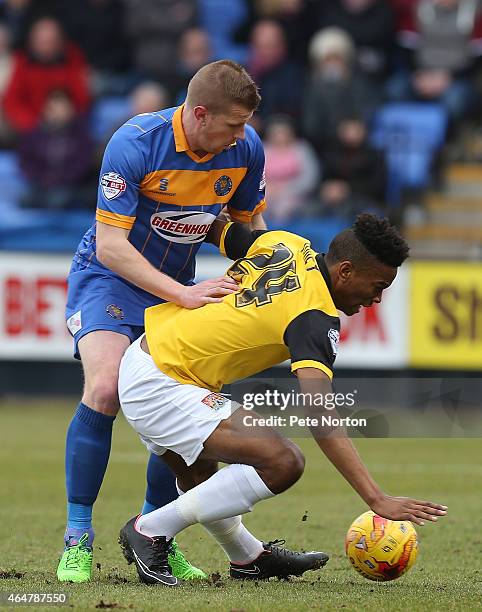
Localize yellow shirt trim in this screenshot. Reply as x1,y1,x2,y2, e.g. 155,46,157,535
96,209,136,230
140,167,247,206
219,222,234,258
291,360,333,380
228,198,267,222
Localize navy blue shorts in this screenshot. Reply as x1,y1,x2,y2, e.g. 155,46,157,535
66,264,163,359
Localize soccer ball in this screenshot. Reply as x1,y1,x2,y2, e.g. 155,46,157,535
345,510,418,581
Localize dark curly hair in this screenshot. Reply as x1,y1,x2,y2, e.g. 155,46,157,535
326,213,409,268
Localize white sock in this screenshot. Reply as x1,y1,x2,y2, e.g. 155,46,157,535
176,480,263,564
203,516,264,564
137,464,274,539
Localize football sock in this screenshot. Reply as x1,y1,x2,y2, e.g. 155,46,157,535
66,502,92,531
65,403,115,531
64,526,95,548
141,453,179,514
141,500,158,515
203,516,264,564
176,481,263,563
136,464,274,539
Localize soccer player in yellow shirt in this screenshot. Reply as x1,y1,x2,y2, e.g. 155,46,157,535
117,213,447,586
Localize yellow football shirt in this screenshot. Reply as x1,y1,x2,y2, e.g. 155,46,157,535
145,225,340,391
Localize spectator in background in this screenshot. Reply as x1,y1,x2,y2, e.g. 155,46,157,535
236,0,313,63
387,0,482,122
314,117,387,220
93,81,170,149
0,0,33,49
18,89,95,210
263,114,319,222
248,19,303,130
123,0,197,91
306,0,396,83
0,23,13,146
172,27,213,104
59,0,133,97
389,0,419,32
302,27,381,156
130,82,169,116
0,23,12,93
2,17,90,133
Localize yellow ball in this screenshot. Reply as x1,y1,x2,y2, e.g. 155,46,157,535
345,510,418,581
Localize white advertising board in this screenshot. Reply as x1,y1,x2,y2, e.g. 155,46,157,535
336,266,408,368
0,253,408,367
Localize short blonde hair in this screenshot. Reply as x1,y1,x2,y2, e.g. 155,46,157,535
186,60,261,113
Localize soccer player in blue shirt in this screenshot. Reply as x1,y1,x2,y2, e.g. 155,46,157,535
57,60,267,583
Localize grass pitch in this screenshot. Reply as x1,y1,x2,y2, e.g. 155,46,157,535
0,399,481,611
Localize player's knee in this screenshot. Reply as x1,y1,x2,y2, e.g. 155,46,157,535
264,440,305,494
83,377,120,414
191,460,218,487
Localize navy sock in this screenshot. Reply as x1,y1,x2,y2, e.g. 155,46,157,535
141,453,178,514
65,402,115,530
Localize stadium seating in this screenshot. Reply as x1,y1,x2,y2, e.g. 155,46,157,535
371,103,448,205
90,95,131,142
0,151,28,205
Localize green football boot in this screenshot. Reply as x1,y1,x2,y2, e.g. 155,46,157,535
168,539,207,580
57,533,93,583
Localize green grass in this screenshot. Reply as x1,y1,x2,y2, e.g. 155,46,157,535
0,399,481,611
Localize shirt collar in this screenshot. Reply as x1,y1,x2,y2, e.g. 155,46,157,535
316,253,333,294
172,104,215,163
172,104,189,153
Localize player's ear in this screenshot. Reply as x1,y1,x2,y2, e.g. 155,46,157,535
338,261,353,283
193,106,208,123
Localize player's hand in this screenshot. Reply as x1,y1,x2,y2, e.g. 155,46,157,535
370,495,447,526
178,276,238,309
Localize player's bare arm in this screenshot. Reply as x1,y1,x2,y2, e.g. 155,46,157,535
250,212,267,230
96,222,238,308
296,367,448,526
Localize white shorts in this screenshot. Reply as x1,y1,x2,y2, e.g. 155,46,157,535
118,335,237,466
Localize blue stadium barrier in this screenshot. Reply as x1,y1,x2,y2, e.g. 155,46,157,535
0,210,93,252
371,103,448,205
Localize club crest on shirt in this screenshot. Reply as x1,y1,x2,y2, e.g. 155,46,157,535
214,175,233,197
101,172,127,200
106,304,124,320
202,393,229,411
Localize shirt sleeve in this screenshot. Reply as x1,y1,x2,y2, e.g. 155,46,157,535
219,222,268,259
226,126,267,223
283,310,341,380
96,127,147,231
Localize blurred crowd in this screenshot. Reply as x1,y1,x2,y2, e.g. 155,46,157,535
1,0,482,250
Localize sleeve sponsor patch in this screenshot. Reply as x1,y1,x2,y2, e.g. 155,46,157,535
101,172,127,200
328,328,340,355
284,310,340,372
259,169,266,191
